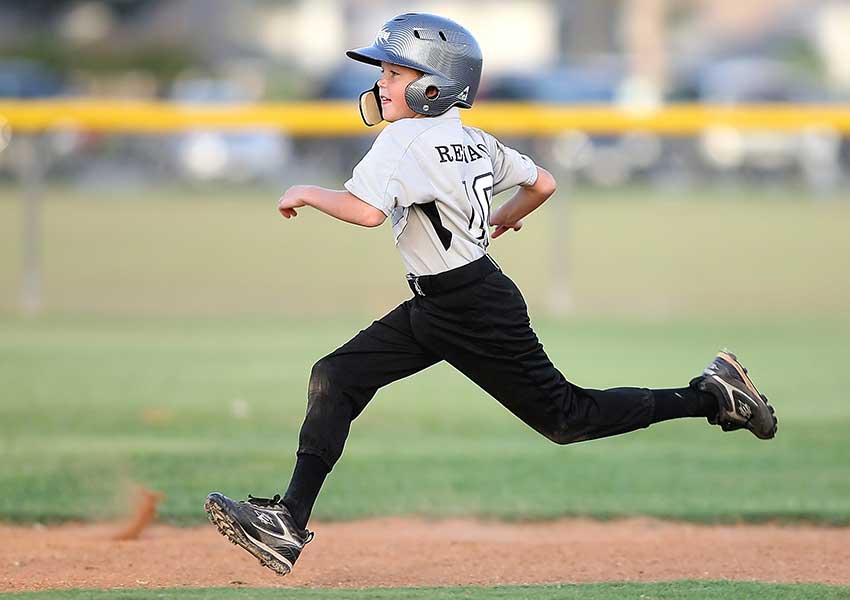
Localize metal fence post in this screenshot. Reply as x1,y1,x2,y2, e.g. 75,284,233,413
18,134,44,314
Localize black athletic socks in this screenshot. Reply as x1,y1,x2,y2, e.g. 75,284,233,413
283,453,329,530
650,386,718,423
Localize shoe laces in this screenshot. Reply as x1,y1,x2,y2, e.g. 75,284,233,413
246,494,315,543
246,493,284,507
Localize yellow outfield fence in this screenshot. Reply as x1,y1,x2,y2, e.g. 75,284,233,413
1,100,849,135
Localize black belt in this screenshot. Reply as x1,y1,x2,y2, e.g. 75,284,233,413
406,255,500,297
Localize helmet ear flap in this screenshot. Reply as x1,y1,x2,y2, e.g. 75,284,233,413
359,82,384,126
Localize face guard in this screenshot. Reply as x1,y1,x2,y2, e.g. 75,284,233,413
358,82,383,127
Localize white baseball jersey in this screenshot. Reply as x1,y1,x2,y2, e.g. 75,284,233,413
344,107,538,276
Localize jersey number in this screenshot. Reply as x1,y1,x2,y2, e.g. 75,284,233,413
465,172,494,247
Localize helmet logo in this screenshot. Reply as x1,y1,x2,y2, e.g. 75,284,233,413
457,86,470,102
376,28,390,44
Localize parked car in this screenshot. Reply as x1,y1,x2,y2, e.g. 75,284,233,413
168,77,291,183
0,59,65,98
0,59,82,178
670,57,845,188
479,64,665,186
306,62,382,180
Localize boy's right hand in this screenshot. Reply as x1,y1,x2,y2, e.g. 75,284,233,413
278,185,309,218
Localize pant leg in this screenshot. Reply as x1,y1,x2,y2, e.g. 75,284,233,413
298,300,440,469
410,271,655,444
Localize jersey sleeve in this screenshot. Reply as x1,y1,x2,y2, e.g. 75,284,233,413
386,150,436,209
488,135,539,195
344,124,435,216
344,130,399,216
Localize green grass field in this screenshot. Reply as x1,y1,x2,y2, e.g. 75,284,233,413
2,314,849,524
4,582,850,600
1,184,848,597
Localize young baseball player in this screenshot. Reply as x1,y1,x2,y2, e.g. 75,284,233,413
205,13,777,576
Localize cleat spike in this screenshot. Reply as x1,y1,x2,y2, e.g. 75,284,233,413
204,492,309,577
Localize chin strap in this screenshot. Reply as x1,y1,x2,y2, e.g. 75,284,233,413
358,82,384,126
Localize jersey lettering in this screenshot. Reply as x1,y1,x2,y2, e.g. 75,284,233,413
434,144,487,164
435,146,452,163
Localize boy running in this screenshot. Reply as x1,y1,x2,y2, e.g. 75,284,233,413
205,13,777,577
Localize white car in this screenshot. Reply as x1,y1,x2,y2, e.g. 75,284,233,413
170,78,290,182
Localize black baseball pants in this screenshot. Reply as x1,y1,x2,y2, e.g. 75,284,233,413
297,256,656,470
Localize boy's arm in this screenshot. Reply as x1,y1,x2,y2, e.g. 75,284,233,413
278,185,386,227
489,167,557,239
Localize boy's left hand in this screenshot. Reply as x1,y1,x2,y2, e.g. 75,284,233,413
278,186,309,218
491,219,523,239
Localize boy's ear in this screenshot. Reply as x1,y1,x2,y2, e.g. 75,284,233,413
359,82,384,126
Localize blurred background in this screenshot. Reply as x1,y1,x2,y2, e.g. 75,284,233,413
0,0,849,316
2,0,850,185
0,1,848,525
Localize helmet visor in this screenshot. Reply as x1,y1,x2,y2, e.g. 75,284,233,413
346,45,434,76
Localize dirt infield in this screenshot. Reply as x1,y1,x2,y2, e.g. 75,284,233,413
2,518,849,592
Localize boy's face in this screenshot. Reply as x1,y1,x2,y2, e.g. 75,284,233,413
378,61,424,122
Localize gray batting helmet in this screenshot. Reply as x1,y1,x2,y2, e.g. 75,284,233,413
346,13,483,126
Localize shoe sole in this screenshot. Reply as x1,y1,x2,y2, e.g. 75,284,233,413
204,496,293,576
715,351,778,439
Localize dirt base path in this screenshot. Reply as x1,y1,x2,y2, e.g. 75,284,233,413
2,518,849,592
